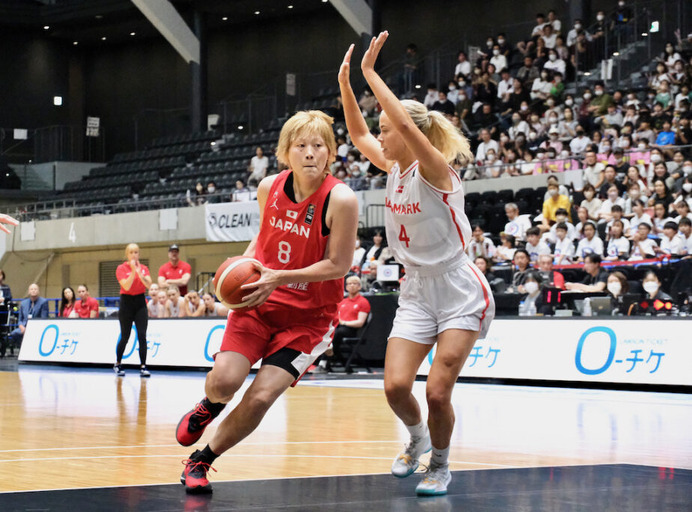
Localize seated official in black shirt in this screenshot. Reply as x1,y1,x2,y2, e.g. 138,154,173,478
564,253,608,292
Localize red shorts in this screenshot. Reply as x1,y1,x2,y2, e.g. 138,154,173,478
220,301,338,368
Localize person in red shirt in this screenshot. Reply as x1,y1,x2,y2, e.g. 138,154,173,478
74,284,99,318
315,275,371,372
158,244,192,295
114,243,152,378
176,110,359,494
536,254,565,289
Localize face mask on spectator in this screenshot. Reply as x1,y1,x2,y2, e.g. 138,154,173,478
597,14,605,21
449,85,456,91
487,154,497,162
607,282,622,295
602,144,611,151
650,154,662,163
576,130,584,136
608,192,618,201
521,105,529,111
493,49,500,56
621,140,630,148
683,166,692,174
565,99,574,106
643,281,659,295
549,116,558,124
584,190,594,200
513,116,521,123
575,23,582,30
208,186,216,193
549,188,558,197
683,183,692,192
595,89,604,96
500,135,509,143
549,54,557,62
487,40,493,48
560,150,570,158
498,38,505,45
584,92,592,100
458,80,466,87
347,155,355,162
525,281,539,294
459,93,466,100
638,143,646,150
618,1,625,7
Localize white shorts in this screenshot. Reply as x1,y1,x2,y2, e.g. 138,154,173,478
388,256,495,345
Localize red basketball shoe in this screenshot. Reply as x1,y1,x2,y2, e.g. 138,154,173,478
181,451,216,494
176,398,224,447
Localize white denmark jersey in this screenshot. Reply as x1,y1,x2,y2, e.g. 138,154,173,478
385,161,471,268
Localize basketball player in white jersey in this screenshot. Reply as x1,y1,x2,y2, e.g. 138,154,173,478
339,33,495,496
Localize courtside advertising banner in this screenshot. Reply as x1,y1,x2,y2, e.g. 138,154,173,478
20,318,692,386
205,201,260,242
419,319,692,386
19,319,227,368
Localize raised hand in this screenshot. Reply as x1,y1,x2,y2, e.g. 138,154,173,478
0,213,19,234
338,44,355,85
361,31,389,72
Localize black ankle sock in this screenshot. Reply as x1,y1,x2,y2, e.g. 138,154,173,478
194,444,219,465
202,397,226,416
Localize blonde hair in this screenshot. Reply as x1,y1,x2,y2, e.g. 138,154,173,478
346,275,362,286
124,243,140,260
276,110,337,169
400,99,473,165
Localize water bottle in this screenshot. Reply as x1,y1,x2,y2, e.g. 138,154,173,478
519,300,526,316
583,297,592,317
528,301,537,316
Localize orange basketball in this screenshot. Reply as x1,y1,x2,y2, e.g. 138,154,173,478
212,256,262,309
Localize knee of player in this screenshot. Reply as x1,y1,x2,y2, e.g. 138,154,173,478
384,378,412,403
206,370,244,398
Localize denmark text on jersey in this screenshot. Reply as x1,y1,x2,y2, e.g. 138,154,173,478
385,198,421,215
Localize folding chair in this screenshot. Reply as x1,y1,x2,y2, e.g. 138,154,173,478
341,313,373,374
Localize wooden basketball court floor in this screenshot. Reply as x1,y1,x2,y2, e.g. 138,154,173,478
0,362,690,511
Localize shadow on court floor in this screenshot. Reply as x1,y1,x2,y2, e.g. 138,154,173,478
2,464,689,511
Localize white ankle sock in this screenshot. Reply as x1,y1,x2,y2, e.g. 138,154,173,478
405,421,428,441
430,445,450,466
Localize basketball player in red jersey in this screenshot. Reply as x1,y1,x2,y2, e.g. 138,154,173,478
339,33,494,496
176,110,359,494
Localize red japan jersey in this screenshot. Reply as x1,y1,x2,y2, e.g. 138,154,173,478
254,170,343,310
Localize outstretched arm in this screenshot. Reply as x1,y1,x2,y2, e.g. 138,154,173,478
361,32,452,189
338,44,389,172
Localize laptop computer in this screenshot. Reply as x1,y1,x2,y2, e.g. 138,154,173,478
589,296,613,316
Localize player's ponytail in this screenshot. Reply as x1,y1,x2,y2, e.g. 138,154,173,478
400,99,473,165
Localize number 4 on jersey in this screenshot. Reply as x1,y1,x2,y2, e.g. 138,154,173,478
398,224,410,248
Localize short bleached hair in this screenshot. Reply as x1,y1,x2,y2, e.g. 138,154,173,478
276,110,337,169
